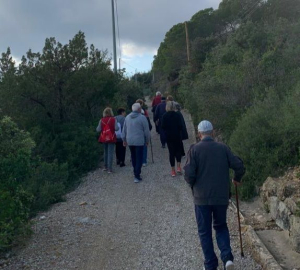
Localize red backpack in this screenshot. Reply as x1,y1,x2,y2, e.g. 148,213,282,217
99,117,116,143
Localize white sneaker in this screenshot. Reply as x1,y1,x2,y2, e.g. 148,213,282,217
225,260,234,270
142,163,147,167
134,178,140,183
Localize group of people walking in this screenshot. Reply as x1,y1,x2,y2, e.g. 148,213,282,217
97,93,188,179
96,93,245,270
152,92,188,176
96,99,151,182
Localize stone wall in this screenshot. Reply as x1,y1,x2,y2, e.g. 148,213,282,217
260,168,300,253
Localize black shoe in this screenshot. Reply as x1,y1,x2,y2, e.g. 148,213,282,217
117,160,120,165
137,176,143,181
120,163,126,167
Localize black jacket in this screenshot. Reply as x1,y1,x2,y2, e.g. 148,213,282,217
184,137,245,205
154,102,166,127
161,111,183,142
177,111,188,140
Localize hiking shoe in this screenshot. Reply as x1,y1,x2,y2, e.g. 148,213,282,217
177,167,182,174
142,163,147,167
137,177,143,181
225,260,234,270
134,178,140,183
171,170,176,177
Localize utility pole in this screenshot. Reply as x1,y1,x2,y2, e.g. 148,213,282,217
185,22,191,63
111,0,117,74
135,69,138,86
151,62,154,83
119,58,121,71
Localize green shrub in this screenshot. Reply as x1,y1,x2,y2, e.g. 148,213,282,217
0,117,34,250
31,123,102,184
0,186,33,251
0,117,70,250
229,86,300,198
27,161,68,213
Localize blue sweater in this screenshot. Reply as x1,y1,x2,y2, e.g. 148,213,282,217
122,112,150,146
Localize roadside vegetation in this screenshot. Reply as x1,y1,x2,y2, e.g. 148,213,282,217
0,32,144,251
152,0,300,199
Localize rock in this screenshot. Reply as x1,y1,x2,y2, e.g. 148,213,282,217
78,217,90,224
284,198,298,214
268,196,279,221
261,177,278,203
79,202,87,206
276,201,291,231
278,180,300,200
290,215,300,253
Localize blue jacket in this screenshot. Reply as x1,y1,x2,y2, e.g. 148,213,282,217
154,101,166,127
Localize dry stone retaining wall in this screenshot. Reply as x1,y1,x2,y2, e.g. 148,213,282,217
260,169,300,253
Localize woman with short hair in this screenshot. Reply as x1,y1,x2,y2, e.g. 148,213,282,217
96,107,119,173
161,101,183,177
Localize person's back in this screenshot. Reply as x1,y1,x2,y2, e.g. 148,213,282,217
161,111,182,142
184,120,245,270
122,103,150,183
124,112,149,146
186,138,243,205
152,92,162,108
154,101,166,123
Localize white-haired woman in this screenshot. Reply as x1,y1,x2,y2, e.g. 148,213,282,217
161,101,183,177
96,107,119,173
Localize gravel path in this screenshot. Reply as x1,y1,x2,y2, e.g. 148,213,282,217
0,108,261,270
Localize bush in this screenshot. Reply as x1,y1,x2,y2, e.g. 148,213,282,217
0,117,70,250
27,161,68,213
0,117,34,250
0,186,33,251
229,86,300,199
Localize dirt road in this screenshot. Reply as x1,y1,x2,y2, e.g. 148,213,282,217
1,109,260,270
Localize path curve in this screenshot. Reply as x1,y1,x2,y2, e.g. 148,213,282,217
1,106,260,270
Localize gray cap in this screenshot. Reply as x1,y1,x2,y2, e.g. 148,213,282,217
198,120,213,133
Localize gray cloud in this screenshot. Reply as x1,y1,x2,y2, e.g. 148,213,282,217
0,0,221,62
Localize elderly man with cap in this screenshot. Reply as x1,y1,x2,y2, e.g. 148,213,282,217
122,103,150,183
184,120,245,270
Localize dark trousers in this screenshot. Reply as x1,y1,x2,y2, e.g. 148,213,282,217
116,141,126,164
158,125,166,147
129,146,144,179
179,140,185,156
195,205,233,270
153,117,159,134
166,140,182,167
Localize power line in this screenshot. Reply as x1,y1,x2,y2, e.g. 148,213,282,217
239,0,262,21
121,59,137,70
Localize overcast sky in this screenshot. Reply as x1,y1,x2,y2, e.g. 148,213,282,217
0,0,221,74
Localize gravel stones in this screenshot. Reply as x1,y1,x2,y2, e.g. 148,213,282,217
0,107,260,270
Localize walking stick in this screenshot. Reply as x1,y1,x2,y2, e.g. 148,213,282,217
235,184,244,257
150,138,154,163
